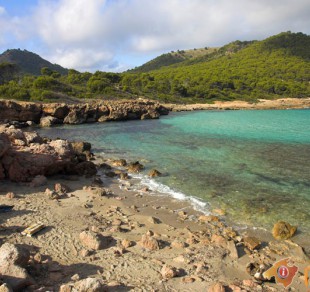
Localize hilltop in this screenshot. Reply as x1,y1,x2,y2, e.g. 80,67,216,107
0,49,68,76
0,32,309,103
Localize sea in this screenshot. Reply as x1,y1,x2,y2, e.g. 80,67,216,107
37,109,310,237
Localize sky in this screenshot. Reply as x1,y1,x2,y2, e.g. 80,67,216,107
0,0,309,72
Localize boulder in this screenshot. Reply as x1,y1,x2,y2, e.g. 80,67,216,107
79,231,108,250
111,159,127,167
54,183,71,193
30,175,47,187
60,278,105,292
148,169,161,177
40,116,60,127
23,131,43,144
0,133,10,158
0,243,33,291
272,221,297,240
161,265,177,279
139,233,160,250
127,161,144,173
71,141,92,155
208,283,226,292
0,283,13,292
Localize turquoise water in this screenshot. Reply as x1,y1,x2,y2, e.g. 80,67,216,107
38,109,310,234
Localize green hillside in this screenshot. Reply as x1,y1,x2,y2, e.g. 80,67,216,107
0,32,309,103
120,32,310,102
0,49,68,76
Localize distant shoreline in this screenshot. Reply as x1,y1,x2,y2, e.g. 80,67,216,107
164,97,310,111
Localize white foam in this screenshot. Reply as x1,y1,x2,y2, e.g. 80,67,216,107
129,173,210,214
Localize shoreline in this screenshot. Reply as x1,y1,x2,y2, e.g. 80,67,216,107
1,154,309,290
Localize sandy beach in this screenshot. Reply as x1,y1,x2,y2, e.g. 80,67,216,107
0,154,309,291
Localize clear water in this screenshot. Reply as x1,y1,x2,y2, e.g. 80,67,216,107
38,109,310,234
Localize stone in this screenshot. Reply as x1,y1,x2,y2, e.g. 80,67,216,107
119,172,129,180
243,236,261,251
208,282,226,292
5,192,15,199
226,240,239,259
121,239,133,249
211,234,227,247
242,279,258,288
54,183,71,193
40,116,60,127
0,283,13,292
139,233,160,250
0,243,33,291
0,133,10,158
182,277,195,283
148,216,160,224
161,265,177,279
272,221,297,240
74,278,105,291
45,188,61,200
79,231,108,250
127,161,144,173
148,169,161,177
23,131,43,144
198,215,219,223
71,141,92,155
111,159,127,167
30,175,47,187
171,240,186,249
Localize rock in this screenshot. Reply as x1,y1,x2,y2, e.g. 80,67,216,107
139,233,160,250
45,188,61,200
0,283,13,292
198,215,219,223
40,116,60,127
111,159,127,167
30,175,47,187
182,277,195,283
79,231,108,250
71,141,92,155
211,234,227,247
171,240,186,249
0,243,33,291
119,172,129,180
148,169,161,177
54,183,71,193
42,103,69,120
226,240,239,259
208,282,226,292
0,243,30,267
5,192,15,199
23,131,43,144
272,221,297,240
242,279,258,288
74,278,105,291
71,274,80,281
178,211,188,219
127,161,144,173
243,236,261,251
121,239,133,249
0,133,10,158
73,161,97,176
148,216,160,224
161,265,177,279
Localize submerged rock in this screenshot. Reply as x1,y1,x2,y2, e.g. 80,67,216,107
148,169,161,177
272,221,297,240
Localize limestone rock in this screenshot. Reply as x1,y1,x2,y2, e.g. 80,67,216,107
23,131,43,144
79,231,108,250
127,161,144,173
272,221,297,240
30,175,47,187
243,236,261,251
0,283,13,292
54,183,71,193
111,159,127,167
208,282,226,292
60,277,104,292
40,116,60,127
139,233,160,250
148,169,162,177
161,265,177,279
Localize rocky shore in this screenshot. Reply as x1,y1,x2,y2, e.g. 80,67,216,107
0,99,169,127
0,128,309,291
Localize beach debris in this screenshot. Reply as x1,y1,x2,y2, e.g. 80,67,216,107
5,192,15,199
272,221,297,240
0,205,14,213
30,175,47,187
243,236,261,251
148,169,162,177
161,265,177,279
139,232,160,250
79,231,108,250
21,222,45,237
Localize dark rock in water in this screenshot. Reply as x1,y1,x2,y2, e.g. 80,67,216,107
127,161,144,173
71,141,92,154
40,116,61,127
148,169,161,177
272,221,297,240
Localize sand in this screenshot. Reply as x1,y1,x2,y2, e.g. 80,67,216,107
0,155,309,291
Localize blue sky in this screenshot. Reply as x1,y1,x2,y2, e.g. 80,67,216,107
0,0,309,72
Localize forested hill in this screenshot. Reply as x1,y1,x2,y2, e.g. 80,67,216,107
0,49,68,76
0,32,309,103
121,32,310,101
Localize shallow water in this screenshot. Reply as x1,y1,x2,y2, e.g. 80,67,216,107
38,109,310,235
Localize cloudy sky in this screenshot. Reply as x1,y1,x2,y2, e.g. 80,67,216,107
0,0,309,72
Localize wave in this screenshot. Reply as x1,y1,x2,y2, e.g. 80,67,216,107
124,173,210,214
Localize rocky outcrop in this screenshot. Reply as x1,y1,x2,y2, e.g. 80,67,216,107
0,127,97,182
0,99,169,126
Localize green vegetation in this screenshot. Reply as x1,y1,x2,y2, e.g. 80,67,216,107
0,32,309,103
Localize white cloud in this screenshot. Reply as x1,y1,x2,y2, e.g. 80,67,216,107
1,0,310,71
